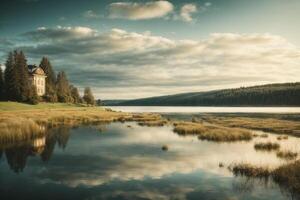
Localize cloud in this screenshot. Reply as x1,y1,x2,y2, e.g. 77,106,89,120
180,4,198,22
108,1,174,20
82,10,100,19
2,26,300,99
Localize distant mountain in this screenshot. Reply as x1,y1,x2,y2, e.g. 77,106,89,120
105,82,300,106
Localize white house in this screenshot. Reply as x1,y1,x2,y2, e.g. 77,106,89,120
28,65,47,96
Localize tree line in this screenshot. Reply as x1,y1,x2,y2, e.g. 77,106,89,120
111,82,300,106
0,50,95,105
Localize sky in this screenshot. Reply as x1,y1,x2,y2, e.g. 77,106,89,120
0,0,300,99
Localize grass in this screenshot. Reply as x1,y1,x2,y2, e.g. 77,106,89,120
260,133,269,138
201,116,300,137
277,135,289,140
138,120,168,127
230,161,300,196
276,150,298,160
254,142,280,151
229,163,271,179
173,121,252,142
0,102,159,144
273,160,300,195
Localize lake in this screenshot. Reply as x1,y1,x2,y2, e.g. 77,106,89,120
1,116,300,200
106,106,300,113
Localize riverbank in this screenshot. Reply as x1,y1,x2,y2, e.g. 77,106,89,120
0,102,161,144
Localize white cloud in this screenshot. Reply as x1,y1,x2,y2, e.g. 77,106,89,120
8,26,300,98
180,4,198,22
82,10,100,19
108,1,174,20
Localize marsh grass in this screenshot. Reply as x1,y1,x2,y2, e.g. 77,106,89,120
229,163,272,179
201,116,300,137
276,150,298,160
138,120,168,127
230,161,300,197
273,160,300,195
260,133,269,138
0,102,159,144
277,135,289,140
173,121,252,142
254,142,280,151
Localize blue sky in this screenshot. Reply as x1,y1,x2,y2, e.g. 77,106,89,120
1,0,300,99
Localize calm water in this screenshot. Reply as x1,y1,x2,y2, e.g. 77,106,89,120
0,121,299,200
106,106,300,113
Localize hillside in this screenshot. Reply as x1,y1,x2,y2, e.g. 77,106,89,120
105,82,300,106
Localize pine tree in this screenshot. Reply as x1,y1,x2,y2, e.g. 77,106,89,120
15,51,31,102
28,84,39,105
56,71,73,103
70,85,81,104
83,87,95,105
39,57,57,102
4,52,19,101
0,66,4,100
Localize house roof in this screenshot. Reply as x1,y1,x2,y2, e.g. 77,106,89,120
28,65,46,76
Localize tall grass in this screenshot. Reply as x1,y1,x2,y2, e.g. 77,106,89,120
201,116,300,137
254,142,280,151
276,150,298,160
173,121,252,142
230,161,300,197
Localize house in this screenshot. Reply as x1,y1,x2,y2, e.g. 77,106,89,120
28,65,47,96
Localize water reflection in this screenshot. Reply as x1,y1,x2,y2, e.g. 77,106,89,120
0,122,299,200
0,126,71,173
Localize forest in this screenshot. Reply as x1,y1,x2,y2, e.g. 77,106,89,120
106,82,300,106
0,50,95,105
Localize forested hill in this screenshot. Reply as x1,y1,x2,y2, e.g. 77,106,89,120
105,83,300,106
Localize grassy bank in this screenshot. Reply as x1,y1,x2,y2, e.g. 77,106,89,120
173,121,253,142
201,116,300,137
0,102,161,144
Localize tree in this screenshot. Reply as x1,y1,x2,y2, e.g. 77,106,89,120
4,52,19,101
83,87,95,105
70,85,81,104
56,71,73,103
27,84,39,105
0,66,4,100
39,57,57,102
15,51,31,102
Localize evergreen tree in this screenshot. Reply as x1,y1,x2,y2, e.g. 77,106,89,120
83,87,95,105
4,52,19,101
39,57,57,102
28,84,39,105
70,85,81,104
0,66,4,100
56,71,73,103
15,51,31,102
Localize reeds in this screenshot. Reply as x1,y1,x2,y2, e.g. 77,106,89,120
201,116,300,137
230,161,300,196
173,121,252,142
254,142,280,151
229,163,271,179
276,150,298,160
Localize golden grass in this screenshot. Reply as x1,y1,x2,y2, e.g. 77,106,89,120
273,160,300,194
229,163,272,179
260,133,269,138
276,150,298,160
254,142,280,151
277,135,289,140
0,102,160,144
202,116,300,137
173,121,252,142
230,161,300,196
138,120,168,127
